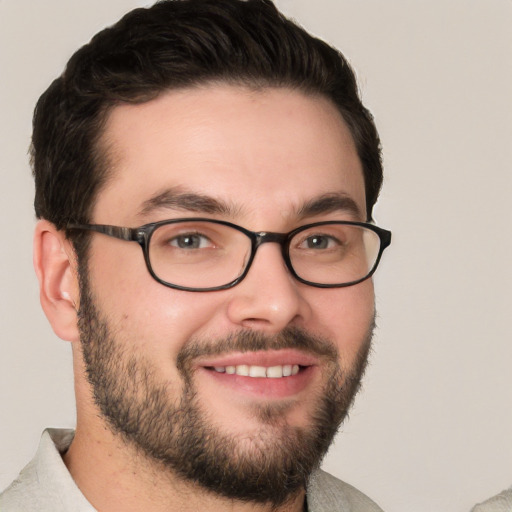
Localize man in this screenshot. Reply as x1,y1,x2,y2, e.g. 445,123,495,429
0,0,391,510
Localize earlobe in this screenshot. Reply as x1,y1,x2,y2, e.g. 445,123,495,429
34,220,81,342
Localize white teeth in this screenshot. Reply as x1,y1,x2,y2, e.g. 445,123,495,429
236,364,250,376
249,366,267,378
212,364,302,378
266,365,284,378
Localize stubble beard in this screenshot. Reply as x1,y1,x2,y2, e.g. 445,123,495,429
77,269,374,508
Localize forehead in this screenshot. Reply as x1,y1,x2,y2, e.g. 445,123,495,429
95,85,366,225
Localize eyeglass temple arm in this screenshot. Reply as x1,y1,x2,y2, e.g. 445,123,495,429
379,228,392,249
67,224,142,243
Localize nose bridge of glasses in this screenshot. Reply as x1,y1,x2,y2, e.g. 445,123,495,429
253,231,289,251
245,231,294,285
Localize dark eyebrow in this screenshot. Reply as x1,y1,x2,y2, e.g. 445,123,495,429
139,188,362,222
138,187,239,217
296,193,364,220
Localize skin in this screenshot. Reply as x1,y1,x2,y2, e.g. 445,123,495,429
34,85,375,512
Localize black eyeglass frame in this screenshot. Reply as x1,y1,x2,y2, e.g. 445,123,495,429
68,218,391,292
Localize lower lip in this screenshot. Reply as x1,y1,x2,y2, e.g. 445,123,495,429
197,366,316,399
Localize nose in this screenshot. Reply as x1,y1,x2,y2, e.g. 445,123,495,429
225,242,311,332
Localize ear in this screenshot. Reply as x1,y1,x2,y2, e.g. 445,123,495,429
34,220,81,342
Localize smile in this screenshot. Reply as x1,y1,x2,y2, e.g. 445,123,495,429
209,364,301,378
195,349,319,398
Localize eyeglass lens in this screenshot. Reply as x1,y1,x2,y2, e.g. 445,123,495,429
148,221,382,289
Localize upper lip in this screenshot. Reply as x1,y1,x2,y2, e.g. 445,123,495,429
196,349,320,369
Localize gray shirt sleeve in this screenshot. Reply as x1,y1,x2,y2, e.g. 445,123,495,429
471,487,512,512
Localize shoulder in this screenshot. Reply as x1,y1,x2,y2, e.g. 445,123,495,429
471,486,512,512
0,456,49,511
307,469,385,512
0,429,94,511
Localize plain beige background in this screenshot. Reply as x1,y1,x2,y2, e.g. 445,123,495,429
1,1,511,511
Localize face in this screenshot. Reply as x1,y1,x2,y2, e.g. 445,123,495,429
78,85,375,505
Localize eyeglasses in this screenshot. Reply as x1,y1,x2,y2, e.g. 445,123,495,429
68,218,391,292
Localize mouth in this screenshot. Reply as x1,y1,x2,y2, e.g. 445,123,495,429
195,350,319,399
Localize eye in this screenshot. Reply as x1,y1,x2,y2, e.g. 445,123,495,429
300,234,338,250
169,233,212,249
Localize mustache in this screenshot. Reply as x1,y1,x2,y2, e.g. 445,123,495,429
176,326,339,373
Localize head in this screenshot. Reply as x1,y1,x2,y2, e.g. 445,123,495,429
32,0,386,508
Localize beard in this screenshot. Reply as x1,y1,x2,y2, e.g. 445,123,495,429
77,270,374,508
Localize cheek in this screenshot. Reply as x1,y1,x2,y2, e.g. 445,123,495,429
84,241,226,359
309,280,375,364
